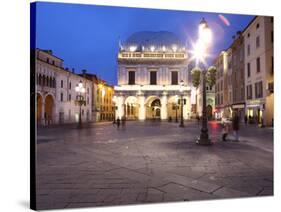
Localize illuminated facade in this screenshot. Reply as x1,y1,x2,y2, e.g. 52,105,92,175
83,73,115,122
36,49,92,125
97,81,114,121
243,16,274,126
114,31,192,121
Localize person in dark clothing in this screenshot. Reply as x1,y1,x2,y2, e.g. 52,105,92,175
244,115,248,125
116,117,120,129
232,113,240,141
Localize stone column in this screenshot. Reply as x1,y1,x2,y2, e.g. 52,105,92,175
116,95,124,119
161,92,168,120
138,94,146,120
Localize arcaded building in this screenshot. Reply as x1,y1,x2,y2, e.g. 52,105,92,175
114,31,192,121
36,49,92,125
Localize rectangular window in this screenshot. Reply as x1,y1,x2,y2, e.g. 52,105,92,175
128,71,135,85
171,71,178,85
61,93,63,102
68,94,71,101
255,81,263,98
247,44,250,56
69,82,71,89
271,31,273,43
256,57,261,73
247,63,251,77
247,85,252,100
150,71,157,85
256,36,260,48
61,80,63,88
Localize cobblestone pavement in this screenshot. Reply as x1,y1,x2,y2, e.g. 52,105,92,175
36,120,273,210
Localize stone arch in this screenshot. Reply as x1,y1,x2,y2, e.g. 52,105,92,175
124,96,139,120
145,96,161,120
44,94,55,125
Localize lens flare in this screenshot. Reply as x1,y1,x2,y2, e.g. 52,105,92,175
219,14,230,26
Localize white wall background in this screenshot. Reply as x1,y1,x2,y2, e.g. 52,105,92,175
0,0,280,212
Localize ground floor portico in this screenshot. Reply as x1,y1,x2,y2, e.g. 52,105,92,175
114,85,192,121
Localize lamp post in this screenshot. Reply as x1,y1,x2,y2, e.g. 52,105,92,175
75,80,86,129
175,95,178,123
179,80,184,127
193,18,213,145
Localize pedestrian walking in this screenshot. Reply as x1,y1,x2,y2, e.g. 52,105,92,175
116,117,120,129
244,115,248,125
232,113,240,141
222,121,230,141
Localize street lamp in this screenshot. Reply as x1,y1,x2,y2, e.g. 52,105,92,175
75,80,86,129
193,18,213,145
175,95,178,123
179,80,184,127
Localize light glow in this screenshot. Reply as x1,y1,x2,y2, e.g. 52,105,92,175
129,45,137,52
172,45,177,52
101,87,105,97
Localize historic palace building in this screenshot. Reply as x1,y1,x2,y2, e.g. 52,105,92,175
36,49,92,125
114,31,192,121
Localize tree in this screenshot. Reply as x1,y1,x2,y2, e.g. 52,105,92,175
206,66,217,89
191,68,201,115
191,68,201,88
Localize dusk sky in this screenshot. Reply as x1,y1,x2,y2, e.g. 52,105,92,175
35,2,254,85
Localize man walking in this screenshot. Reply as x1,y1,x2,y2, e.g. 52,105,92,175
232,113,240,142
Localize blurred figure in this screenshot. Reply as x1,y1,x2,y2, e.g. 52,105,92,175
232,113,240,141
196,114,200,125
222,121,230,141
116,117,120,129
244,115,248,125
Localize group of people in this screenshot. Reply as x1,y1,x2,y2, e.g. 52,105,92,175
113,117,126,129
221,113,240,142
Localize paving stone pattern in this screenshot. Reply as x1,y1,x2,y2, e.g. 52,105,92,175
36,121,273,210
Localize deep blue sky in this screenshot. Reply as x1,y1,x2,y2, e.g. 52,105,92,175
35,2,254,85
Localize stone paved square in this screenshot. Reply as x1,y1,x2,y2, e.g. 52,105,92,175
36,121,273,210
